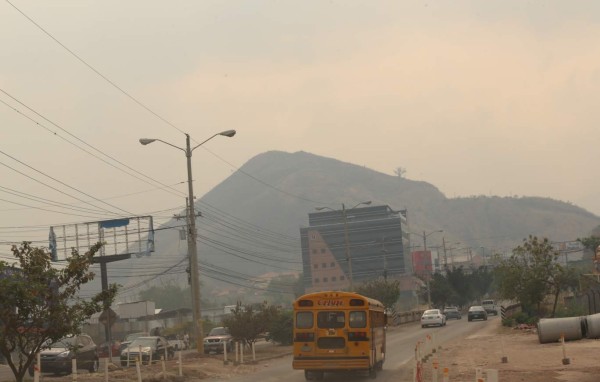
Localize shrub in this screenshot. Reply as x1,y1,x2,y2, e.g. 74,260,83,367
267,310,293,345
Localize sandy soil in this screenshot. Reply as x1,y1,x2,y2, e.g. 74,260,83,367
417,323,600,382
25,342,292,382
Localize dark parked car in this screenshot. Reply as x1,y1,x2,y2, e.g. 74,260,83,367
443,307,462,320
203,327,233,354
28,334,99,376
120,336,174,366
467,306,488,321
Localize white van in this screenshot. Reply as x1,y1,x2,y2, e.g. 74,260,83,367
481,299,498,315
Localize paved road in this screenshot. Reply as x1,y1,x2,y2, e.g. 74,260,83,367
223,315,500,382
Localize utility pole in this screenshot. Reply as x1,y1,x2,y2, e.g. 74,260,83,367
381,236,388,281
139,129,236,353
442,237,448,271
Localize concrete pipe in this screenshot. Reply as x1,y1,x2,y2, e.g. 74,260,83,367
537,316,585,344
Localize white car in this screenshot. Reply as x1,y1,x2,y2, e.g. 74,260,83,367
421,309,446,328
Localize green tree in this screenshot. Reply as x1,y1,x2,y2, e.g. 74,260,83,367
222,302,278,346
0,242,118,382
577,235,600,252
139,283,192,310
468,266,495,301
267,310,293,345
445,267,472,307
429,272,454,307
355,277,401,309
495,236,577,317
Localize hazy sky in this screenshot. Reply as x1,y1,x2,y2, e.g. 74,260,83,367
2,0,600,257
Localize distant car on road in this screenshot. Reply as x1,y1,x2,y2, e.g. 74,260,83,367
443,307,462,320
421,309,446,328
481,299,498,316
28,334,99,376
468,306,488,321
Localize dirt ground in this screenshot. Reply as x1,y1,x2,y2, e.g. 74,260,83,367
417,323,600,382
17,325,600,382
25,342,293,382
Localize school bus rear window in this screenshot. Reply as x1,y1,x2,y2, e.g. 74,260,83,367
296,312,313,329
349,311,366,328
317,311,345,328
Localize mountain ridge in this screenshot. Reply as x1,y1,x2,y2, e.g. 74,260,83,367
98,150,599,302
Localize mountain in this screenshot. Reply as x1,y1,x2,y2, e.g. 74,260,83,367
95,151,600,303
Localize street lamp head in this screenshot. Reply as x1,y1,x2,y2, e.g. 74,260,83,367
219,129,236,138
139,138,156,145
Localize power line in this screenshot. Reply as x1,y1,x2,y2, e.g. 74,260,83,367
5,0,187,137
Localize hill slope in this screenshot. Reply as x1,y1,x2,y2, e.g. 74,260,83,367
101,151,600,302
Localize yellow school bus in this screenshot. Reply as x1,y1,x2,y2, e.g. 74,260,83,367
292,291,387,380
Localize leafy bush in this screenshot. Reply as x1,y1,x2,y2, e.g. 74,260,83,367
553,300,587,318
267,310,293,345
502,311,538,327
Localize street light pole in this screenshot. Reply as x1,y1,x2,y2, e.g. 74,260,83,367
316,201,371,291
410,230,442,308
139,130,235,353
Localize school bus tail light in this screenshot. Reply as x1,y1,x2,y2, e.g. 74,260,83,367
348,332,369,341
295,332,315,342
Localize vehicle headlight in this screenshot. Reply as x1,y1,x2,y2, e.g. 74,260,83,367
57,351,70,358
141,347,152,354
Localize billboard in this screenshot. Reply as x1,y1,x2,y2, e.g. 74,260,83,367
49,216,154,261
412,250,432,278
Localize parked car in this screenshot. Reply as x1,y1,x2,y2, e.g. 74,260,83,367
203,327,233,354
120,336,174,366
443,307,462,320
421,309,446,328
28,334,99,376
468,306,488,321
481,299,498,315
97,340,121,358
165,334,188,351
119,332,148,353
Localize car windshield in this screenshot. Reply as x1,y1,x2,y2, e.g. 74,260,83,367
129,338,157,347
50,337,76,348
208,328,229,336
125,333,145,341
424,310,440,315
